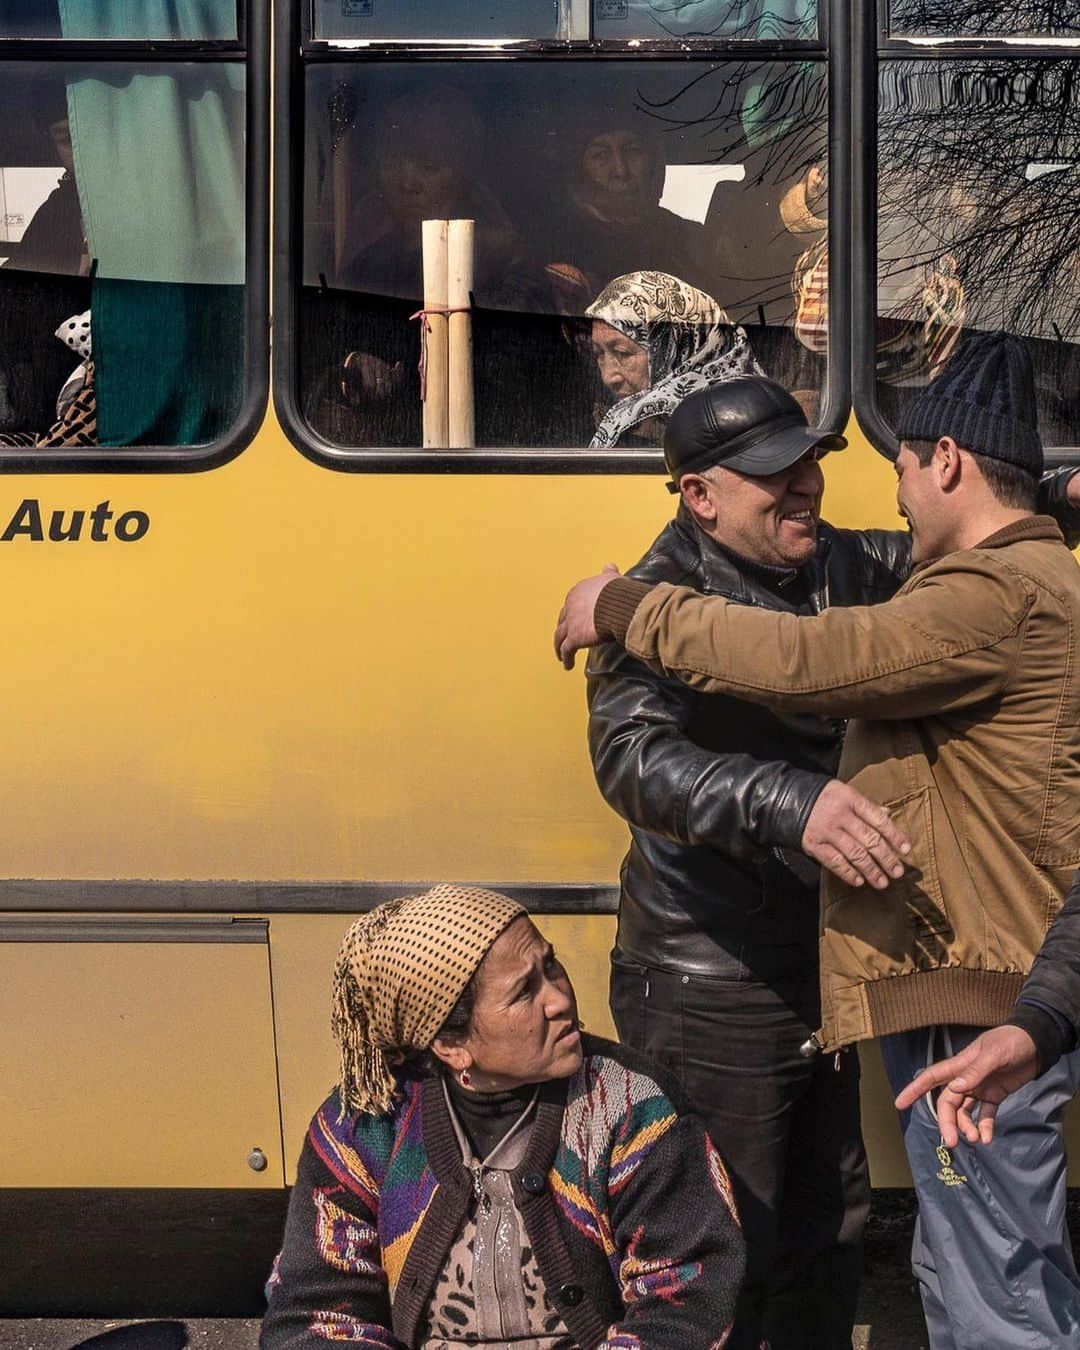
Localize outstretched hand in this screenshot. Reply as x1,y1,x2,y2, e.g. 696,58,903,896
554,565,621,670
801,781,911,890
893,1025,1039,1147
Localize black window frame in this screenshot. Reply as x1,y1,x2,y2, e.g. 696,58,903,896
273,0,851,474
852,1,1080,464
0,0,269,473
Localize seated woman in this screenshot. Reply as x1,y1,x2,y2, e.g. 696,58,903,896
262,884,744,1350
586,270,761,448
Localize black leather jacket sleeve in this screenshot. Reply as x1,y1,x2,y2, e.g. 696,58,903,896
827,526,912,600
587,638,830,861
1007,868,1080,1071
1039,468,1080,550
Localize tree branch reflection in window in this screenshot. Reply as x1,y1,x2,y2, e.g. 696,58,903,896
888,1,1080,39
876,59,1079,446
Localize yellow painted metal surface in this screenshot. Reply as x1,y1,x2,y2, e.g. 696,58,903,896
0,417,896,881
0,928,284,1187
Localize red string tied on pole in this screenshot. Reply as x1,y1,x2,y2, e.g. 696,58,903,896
410,306,470,403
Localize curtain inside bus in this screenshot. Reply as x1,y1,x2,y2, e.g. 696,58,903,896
57,0,237,39
59,1,244,445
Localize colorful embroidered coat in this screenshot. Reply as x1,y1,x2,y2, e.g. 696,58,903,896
261,1035,744,1350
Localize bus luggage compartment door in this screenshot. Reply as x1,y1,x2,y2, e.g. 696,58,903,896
0,914,283,1189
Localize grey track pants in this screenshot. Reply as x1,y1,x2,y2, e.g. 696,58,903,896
881,1025,1080,1350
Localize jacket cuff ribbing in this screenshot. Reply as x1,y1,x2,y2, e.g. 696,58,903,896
595,577,653,644
1006,1001,1072,1075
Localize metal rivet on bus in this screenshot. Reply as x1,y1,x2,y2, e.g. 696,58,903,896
247,1147,268,1172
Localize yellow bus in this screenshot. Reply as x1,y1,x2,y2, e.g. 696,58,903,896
0,0,1076,1316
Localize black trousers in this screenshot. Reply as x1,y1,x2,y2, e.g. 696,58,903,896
610,954,870,1350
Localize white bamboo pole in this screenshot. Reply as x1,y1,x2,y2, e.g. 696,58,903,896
447,218,475,449
421,218,449,449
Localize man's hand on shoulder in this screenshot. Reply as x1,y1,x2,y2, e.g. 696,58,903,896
801,780,911,889
555,564,621,670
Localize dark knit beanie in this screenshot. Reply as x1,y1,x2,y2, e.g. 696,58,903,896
896,331,1043,478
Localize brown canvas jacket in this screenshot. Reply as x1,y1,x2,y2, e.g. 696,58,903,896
595,517,1080,1050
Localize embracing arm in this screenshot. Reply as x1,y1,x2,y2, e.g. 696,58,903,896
600,1113,745,1350
587,640,828,862
261,1119,403,1350
596,560,1030,721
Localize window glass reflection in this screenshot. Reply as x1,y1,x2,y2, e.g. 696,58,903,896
0,62,246,450
592,0,815,41
0,0,239,39
888,1,1080,39
300,60,828,450
876,60,1080,447
312,0,564,41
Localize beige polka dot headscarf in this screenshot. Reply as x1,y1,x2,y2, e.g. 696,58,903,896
332,884,526,1116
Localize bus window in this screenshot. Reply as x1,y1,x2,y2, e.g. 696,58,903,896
875,58,1080,450
591,0,817,41
295,59,829,453
0,0,265,467
887,1,1080,39
0,0,240,39
0,61,247,453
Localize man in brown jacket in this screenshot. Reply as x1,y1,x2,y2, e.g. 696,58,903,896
554,332,1080,1348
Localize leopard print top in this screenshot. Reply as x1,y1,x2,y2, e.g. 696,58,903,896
421,1082,576,1350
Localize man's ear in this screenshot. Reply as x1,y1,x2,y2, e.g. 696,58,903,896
680,474,717,525
936,436,962,490
431,1036,472,1075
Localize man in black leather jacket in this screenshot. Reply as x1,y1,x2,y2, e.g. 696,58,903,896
586,376,1080,1350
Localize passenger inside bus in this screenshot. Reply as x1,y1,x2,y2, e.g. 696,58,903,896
3,82,87,279
0,69,93,445
586,269,762,448
532,117,715,299
336,90,526,306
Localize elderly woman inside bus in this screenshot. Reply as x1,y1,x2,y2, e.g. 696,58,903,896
586,270,762,449
261,884,744,1350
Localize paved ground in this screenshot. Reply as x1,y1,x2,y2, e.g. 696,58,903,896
0,1324,259,1350
0,1254,930,1350
0,1192,987,1350
0,1312,926,1350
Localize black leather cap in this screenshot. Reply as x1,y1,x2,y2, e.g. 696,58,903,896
663,377,847,492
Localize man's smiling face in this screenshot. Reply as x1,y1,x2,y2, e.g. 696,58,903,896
693,448,825,568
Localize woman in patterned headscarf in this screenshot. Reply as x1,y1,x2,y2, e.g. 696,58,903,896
262,884,745,1350
586,270,762,448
